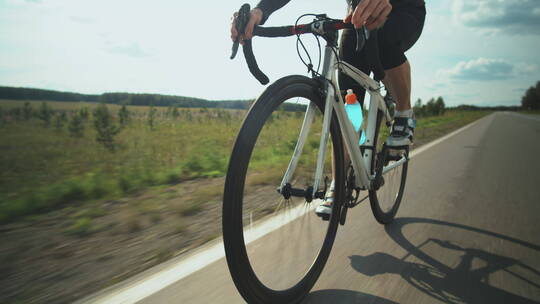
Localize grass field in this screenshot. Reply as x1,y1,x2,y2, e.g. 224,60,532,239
0,99,490,225
0,100,320,223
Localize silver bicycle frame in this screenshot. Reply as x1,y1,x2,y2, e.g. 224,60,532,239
279,45,406,195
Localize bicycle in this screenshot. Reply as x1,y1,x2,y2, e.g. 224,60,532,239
223,4,409,303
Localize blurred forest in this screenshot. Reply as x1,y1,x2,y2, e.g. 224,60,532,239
0,86,307,111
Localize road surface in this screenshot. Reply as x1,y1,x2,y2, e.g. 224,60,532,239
81,112,540,304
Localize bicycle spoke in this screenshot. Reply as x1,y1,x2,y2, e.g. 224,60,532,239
241,100,333,290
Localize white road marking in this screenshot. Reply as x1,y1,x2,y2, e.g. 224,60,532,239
78,114,493,304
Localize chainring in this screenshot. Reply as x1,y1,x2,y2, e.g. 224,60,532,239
345,163,360,206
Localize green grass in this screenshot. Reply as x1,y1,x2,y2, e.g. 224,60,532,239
64,217,93,237
0,99,490,224
413,110,491,141
0,100,247,223
521,110,540,115
177,202,204,217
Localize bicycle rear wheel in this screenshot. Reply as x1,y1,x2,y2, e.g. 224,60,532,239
369,111,409,224
223,75,344,303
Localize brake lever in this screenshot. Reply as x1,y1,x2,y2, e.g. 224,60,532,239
230,3,251,59
355,26,370,52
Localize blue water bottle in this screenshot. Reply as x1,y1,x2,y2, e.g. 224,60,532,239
345,89,366,145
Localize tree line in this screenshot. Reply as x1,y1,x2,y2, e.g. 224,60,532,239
413,96,523,117
522,81,540,110
0,86,307,111
413,97,446,117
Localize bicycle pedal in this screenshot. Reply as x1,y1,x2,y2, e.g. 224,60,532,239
388,149,405,158
315,209,330,221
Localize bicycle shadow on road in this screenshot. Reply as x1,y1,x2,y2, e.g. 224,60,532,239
349,217,540,304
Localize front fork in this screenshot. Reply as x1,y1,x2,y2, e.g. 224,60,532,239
277,77,333,203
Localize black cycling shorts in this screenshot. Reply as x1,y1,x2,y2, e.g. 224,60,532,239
339,4,426,101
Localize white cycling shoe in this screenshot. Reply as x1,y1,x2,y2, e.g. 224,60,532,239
315,180,335,221
386,116,415,147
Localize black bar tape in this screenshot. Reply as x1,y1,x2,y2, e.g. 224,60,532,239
253,25,294,37
253,25,312,37
242,40,270,85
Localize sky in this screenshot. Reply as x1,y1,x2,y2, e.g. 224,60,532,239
0,0,539,106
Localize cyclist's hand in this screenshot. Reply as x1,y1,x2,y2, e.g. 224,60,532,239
230,8,263,45
344,0,392,31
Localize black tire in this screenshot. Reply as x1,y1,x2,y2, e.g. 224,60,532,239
368,111,409,224
223,75,345,304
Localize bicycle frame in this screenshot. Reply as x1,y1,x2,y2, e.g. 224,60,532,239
279,44,407,196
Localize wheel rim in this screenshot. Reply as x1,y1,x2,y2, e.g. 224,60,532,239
375,148,407,213
239,94,336,291
370,112,408,216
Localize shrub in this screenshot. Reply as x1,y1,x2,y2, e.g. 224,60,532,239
23,102,32,120
65,217,93,237
93,103,119,151
68,113,85,137
147,105,157,130
172,106,180,119
54,113,65,130
183,147,227,178
79,107,89,120
118,104,130,127
413,97,446,118
117,172,142,193
164,170,181,184
38,102,52,126
521,81,540,110
118,176,133,193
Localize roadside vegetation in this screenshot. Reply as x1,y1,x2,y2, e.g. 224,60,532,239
0,100,244,224
0,99,491,224
520,81,540,117
521,81,540,111
0,96,494,304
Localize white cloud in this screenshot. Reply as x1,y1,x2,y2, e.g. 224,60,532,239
515,62,539,75
441,58,514,81
453,0,540,35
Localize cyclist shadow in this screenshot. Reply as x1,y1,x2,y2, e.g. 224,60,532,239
348,217,540,304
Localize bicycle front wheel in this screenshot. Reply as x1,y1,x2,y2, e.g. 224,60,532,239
223,75,344,303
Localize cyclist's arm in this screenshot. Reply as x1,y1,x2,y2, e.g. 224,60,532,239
255,0,291,24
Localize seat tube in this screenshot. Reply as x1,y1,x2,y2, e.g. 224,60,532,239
363,92,380,171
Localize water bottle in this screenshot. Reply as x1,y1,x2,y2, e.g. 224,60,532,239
345,89,366,145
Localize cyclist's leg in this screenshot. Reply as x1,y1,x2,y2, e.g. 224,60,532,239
378,5,425,110
378,5,426,145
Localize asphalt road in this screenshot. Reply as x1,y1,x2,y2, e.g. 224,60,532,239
85,112,540,304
